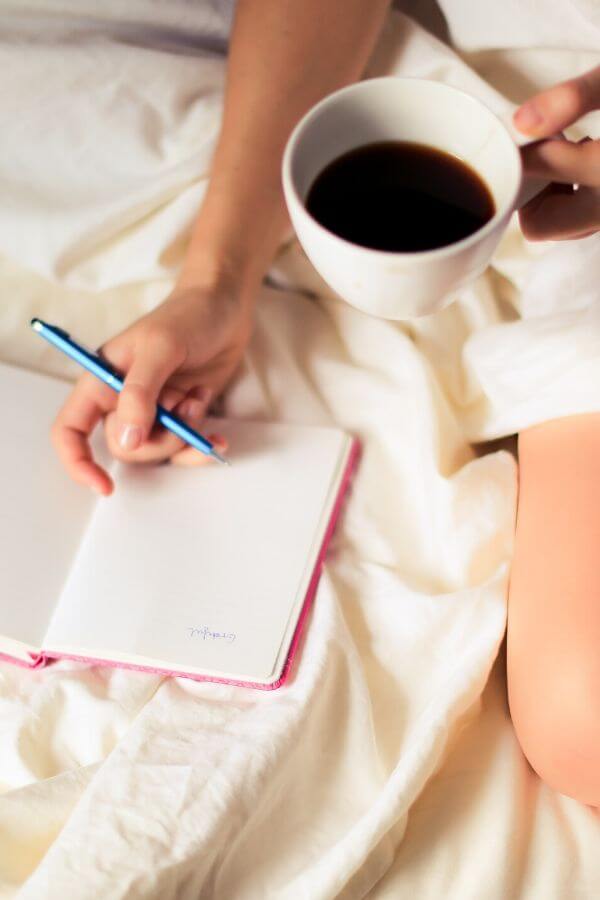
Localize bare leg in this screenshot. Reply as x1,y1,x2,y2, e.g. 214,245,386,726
508,413,600,806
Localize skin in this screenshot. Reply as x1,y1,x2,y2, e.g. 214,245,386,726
51,0,390,495
509,416,600,806
51,4,600,803
508,65,600,806
515,65,600,240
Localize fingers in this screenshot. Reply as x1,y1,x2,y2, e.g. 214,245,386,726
51,375,116,495
521,137,600,187
519,184,600,241
514,64,600,138
103,387,213,465
54,378,220,493
113,329,186,452
172,433,228,467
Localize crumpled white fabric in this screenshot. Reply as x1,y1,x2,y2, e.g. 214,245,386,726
0,5,599,899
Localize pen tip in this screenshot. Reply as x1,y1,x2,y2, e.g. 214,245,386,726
31,318,43,332
211,449,231,466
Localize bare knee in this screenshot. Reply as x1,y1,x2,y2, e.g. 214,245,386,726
508,663,600,806
509,415,600,806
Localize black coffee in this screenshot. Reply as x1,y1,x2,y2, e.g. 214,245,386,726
305,140,495,252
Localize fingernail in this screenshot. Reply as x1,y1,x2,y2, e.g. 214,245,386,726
119,424,142,450
181,399,204,420
514,102,543,132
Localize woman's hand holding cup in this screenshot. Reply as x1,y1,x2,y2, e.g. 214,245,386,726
514,65,600,241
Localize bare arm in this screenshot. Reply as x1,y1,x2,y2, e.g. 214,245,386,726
183,0,391,297
53,0,391,493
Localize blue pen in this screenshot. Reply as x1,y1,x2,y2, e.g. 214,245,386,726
31,318,229,465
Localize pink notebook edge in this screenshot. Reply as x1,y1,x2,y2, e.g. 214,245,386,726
1,436,361,692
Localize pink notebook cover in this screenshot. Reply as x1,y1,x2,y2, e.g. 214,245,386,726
0,438,360,691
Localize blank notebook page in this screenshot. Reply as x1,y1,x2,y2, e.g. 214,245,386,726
44,419,349,681
0,364,95,651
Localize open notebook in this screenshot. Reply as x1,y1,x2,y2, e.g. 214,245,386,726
0,362,358,690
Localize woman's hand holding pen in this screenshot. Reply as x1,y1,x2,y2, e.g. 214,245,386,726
51,276,254,496
50,0,415,495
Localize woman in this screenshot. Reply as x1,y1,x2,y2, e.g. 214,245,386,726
51,0,600,804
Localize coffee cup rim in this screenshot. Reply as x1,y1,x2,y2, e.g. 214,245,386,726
282,76,522,263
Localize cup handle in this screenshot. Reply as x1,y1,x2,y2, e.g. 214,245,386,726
501,111,551,209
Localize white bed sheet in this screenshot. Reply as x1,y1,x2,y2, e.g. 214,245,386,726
0,7,599,899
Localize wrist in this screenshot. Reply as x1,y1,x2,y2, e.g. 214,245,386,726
176,235,264,306
178,174,288,300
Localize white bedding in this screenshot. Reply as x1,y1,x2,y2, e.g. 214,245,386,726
0,5,599,898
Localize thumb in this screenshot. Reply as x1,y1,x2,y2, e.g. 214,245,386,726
116,332,184,451
514,65,600,138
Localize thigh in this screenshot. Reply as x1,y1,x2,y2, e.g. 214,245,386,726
507,413,600,798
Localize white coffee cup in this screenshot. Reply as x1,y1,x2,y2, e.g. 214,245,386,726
282,77,542,319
